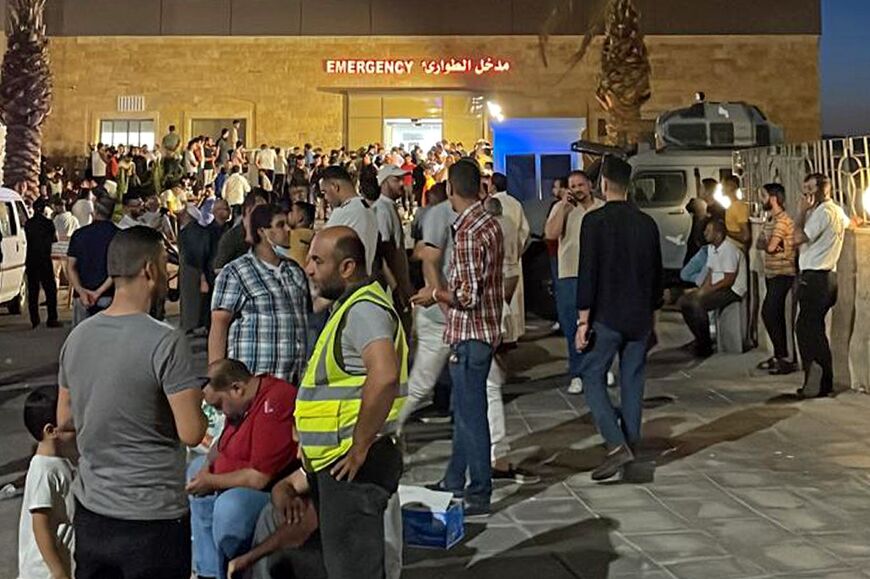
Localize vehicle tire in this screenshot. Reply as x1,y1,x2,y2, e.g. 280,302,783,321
6,278,25,315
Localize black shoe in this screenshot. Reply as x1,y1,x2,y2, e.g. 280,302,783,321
424,482,464,498
591,445,634,482
31,321,40,330
769,359,795,375
492,465,541,485
757,357,777,370
46,320,63,328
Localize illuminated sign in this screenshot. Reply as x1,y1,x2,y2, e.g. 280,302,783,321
323,57,511,76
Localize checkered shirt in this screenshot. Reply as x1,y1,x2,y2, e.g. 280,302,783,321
212,251,310,382
444,201,505,346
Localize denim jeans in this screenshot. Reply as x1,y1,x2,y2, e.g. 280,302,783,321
187,456,271,579
580,322,650,448
555,276,584,377
443,340,494,507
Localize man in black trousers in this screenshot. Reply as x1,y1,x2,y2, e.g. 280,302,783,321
576,156,663,482
24,198,61,329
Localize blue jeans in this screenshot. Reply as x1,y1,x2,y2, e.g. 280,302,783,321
555,276,584,377
187,456,271,579
579,322,649,448
443,340,494,508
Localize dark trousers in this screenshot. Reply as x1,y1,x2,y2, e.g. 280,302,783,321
796,270,838,393
762,275,795,360
580,322,650,448
261,169,275,189
74,501,191,579
310,437,403,579
26,265,57,326
679,287,741,351
273,173,286,197
443,340,494,507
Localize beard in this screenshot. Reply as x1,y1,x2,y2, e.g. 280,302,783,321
763,201,773,211
317,276,346,301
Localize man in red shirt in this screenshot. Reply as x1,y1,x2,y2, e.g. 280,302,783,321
186,359,299,579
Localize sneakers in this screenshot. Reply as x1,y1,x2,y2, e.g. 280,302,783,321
591,444,634,482
463,502,491,517
568,374,614,394
424,482,464,499
492,465,541,485
567,377,584,395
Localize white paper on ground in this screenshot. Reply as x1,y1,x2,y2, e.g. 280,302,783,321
398,484,453,512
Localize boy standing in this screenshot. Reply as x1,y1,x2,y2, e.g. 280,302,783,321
18,386,76,579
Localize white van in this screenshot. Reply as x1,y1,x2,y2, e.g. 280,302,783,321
0,188,29,313
628,148,734,273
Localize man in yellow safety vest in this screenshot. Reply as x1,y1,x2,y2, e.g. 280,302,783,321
266,225,407,579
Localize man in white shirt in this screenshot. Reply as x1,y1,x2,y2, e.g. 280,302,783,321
793,173,852,398
543,170,604,394
224,166,252,217
117,193,146,230
255,144,277,189
71,190,95,227
90,145,107,185
678,219,746,357
52,198,79,242
322,165,377,274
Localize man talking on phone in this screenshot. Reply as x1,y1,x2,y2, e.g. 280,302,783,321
793,173,851,398
575,156,663,482
544,170,604,395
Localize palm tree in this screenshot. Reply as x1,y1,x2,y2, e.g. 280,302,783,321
0,0,52,195
539,0,651,147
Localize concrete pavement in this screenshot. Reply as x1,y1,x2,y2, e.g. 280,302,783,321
2,300,870,578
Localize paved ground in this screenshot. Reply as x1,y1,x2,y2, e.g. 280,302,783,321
3,298,870,578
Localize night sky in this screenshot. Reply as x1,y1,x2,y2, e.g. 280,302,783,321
821,0,870,136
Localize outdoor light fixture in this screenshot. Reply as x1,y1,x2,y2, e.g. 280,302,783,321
713,183,732,209
736,188,744,200
863,186,870,223
487,100,505,123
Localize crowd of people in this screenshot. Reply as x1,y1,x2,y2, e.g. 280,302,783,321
13,117,855,579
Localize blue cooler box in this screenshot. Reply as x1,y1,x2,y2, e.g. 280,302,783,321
402,498,465,550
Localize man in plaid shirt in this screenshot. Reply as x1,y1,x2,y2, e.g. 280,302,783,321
209,204,310,384
413,159,504,516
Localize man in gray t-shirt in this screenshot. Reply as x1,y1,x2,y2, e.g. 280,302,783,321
397,199,456,428
57,226,206,579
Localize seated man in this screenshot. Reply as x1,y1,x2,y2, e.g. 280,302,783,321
677,219,747,357
186,359,299,579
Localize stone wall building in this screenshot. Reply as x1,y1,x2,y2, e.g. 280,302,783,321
3,0,822,195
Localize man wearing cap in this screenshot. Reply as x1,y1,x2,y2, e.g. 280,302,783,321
373,164,414,332
66,196,119,326
576,157,663,482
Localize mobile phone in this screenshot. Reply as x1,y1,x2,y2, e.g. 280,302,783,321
582,326,596,352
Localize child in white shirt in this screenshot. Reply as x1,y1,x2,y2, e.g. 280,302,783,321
18,386,76,579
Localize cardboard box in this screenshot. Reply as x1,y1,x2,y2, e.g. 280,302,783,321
399,485,465,550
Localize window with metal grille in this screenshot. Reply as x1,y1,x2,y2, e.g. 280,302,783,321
99,119,155,148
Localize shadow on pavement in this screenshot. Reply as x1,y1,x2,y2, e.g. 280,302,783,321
404,517,619,579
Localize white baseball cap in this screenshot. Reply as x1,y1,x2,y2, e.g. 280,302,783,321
377,164,410,186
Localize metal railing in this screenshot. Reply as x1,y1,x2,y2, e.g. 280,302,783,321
733,136,870,220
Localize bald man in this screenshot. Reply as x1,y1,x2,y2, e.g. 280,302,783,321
262,226,407,579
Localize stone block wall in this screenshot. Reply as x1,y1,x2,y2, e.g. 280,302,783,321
34,34,819,158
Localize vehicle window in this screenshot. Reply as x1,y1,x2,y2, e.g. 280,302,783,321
631,171,687,208
0,202,15,236
15,201,28,228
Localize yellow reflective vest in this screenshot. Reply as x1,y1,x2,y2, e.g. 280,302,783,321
295,280,408,472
